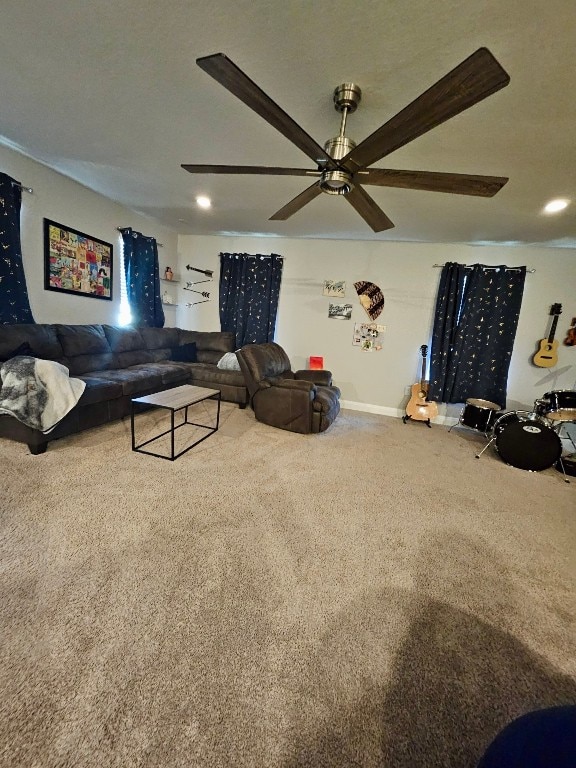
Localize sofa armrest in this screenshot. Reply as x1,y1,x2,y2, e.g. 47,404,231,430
294,369,333,387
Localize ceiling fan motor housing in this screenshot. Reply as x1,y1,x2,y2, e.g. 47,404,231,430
333,83,362,113
321,136,356,195
319,83,361,195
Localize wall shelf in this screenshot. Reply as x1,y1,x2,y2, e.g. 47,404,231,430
162,302,179,307
161,278,180,284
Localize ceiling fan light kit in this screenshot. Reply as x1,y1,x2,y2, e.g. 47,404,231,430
183,48,510,232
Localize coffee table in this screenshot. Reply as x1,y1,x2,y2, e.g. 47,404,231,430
131,384,221,460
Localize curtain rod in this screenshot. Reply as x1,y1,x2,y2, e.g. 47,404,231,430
432,263,535,273
220,252,283,259
11,181,33,193
116,227,163,247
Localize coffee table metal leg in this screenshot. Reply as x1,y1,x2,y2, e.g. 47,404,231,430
215,392,221,429
171,408,175,461
131,402,136,451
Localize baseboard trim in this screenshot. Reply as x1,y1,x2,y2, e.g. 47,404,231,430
340,399,458,427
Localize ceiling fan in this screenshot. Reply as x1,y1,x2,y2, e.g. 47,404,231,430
182,48,510,232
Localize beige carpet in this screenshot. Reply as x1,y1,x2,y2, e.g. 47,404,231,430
1,406,575,767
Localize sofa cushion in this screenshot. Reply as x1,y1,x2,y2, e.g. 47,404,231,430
114,350,154,368
56,324,111,356
125,362,189,386
66,353,116,375
0,324,63,361
148,348,171,362
139,327,179,349
170,342,197,362
86,367,165,396
185,362,246,388
77,376,124,405
197,350,225,365
0,341,34,362
179,330,235,354
103,325,145,352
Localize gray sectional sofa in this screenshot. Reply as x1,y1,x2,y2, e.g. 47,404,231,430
0,324,248,454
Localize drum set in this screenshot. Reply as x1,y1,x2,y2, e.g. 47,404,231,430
451,390,576,481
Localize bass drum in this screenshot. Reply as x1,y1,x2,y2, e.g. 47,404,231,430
493,411,562,471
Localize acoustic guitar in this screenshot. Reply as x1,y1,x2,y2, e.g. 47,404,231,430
564,317,576,347
533,303,562,367
403,345,439,427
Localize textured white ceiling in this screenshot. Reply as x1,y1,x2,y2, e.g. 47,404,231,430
1,0,574,245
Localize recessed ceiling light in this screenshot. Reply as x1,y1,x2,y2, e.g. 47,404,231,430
543,199,569,214
196,196,211,209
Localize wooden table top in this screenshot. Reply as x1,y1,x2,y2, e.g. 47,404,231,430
132,384,220,410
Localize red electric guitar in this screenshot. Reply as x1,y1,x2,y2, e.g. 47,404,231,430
564,317,576,347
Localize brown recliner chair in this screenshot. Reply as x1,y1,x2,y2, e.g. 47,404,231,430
236,342,341,434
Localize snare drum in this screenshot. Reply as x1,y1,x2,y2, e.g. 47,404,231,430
460,398,501,434
542,390,576,422
493,411,562,471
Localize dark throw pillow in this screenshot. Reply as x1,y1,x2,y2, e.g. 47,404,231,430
0,341,35,362
170,342,197,363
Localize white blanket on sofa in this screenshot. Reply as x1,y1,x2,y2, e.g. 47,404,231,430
0,356,86,433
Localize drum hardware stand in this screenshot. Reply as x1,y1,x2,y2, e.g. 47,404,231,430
550,420,575,483
448,406,464,433
475,434,496,460
558,457,570,483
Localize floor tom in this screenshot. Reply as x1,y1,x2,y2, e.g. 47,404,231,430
542,390,576,422
461,398,501,434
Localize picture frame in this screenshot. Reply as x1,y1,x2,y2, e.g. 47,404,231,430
323,279,346,298
44,218,113,300
328,302,353,320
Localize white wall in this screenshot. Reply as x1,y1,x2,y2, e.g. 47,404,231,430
177,234,576,418
0,144,179,325
3,141,573,419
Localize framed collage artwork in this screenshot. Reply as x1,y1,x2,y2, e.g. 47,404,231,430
44,219,113,300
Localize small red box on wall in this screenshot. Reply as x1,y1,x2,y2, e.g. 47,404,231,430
309,356,324,370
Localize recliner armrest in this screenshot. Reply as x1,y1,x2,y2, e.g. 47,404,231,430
294,369,333,387
265,376,316,393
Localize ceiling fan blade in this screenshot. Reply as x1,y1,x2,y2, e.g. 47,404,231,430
181,164,319,177
342,48,510,173
346,186,395,232
359,168,508,196
197,53,336,169
269,182,322,221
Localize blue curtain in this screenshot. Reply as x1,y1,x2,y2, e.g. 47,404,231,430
219,253,283,348
428,262,526,408
0,172,34,324
120,227,164,328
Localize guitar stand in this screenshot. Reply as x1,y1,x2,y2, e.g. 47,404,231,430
402,414,432,428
